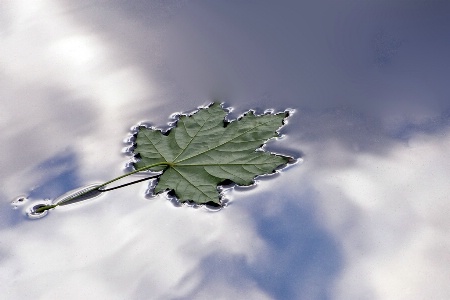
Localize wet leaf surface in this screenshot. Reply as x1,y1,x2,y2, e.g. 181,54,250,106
134,103,292,204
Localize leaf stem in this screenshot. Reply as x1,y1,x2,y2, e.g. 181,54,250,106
99,174,158,192
34,162,170,214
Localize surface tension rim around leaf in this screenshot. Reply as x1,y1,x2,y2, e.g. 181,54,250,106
133,102,294,205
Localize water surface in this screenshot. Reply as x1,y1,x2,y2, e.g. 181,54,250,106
2,1,450,299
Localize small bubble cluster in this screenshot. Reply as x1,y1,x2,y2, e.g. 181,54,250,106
10,195,27,210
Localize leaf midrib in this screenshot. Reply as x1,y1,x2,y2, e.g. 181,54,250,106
172,162,279,166
172,111,216,162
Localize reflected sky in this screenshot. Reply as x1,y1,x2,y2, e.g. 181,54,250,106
1,1,450,299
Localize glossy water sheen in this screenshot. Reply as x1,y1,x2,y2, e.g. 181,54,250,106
2,1,450,299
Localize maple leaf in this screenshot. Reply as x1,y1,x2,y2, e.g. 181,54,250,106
133,103,291,205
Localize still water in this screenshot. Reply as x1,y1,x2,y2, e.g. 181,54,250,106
2,1,450,299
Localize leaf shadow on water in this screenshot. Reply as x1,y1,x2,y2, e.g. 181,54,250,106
161,194,342,300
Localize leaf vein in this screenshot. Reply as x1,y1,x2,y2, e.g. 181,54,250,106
177,118,278,163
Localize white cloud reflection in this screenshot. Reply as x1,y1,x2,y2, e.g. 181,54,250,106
324,132,450,299
0,0,156,196
1,1,450,299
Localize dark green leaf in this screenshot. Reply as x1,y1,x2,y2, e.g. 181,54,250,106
134,103,291,204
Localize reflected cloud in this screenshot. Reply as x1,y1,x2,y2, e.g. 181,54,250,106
283,128,450,299
0,0,159,196
0,191,268,299
2,1,450,299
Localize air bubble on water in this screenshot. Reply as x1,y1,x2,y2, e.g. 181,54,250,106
11,195,28,209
